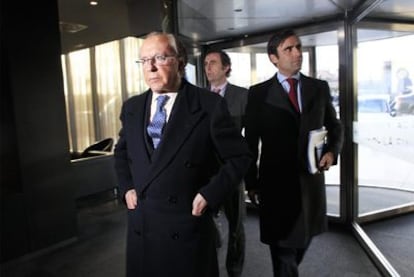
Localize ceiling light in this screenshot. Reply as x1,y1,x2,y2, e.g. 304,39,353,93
74,43,86,49
90,1,98,6
59,21,88,34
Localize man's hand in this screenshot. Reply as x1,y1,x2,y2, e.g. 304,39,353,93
192,193,207,216
319,151,334,171
247,189,260,207
125,189,138,209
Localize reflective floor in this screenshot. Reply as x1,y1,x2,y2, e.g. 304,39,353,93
326,185,414,216
1,193,394,277
363,213,414,277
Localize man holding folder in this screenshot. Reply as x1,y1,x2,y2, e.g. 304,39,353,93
244,29,344,276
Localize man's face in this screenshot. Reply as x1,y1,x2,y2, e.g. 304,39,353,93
140,35,181,93
204,53,229,85
269,35,303,76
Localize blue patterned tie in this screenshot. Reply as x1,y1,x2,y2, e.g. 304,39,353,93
147,95,169,149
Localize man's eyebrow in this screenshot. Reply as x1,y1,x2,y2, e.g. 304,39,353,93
282,43,301,51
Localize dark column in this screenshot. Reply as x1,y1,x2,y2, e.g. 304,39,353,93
1,0,77,262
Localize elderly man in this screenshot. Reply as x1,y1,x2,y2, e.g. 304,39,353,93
114,32,251,277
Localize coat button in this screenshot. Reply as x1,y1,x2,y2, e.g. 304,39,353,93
139,193,146,200
171,232,179,240
184,161,192,168
135,230,142,236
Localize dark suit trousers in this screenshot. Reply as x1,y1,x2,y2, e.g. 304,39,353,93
216,183,246,277
269,243,310,277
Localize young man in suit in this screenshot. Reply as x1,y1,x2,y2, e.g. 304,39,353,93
204,49,248,277
114,32,251,277
244,29,344,277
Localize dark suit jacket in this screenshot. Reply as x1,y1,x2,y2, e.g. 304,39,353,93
244,73,343,247
222,83,248,130
114,79,251,277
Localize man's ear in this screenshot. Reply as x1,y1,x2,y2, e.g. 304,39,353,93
269,54,278,65
222,64,230,72
178,58,186,76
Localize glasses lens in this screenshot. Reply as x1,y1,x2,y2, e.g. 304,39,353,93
137,55,175,66
154,55,167,65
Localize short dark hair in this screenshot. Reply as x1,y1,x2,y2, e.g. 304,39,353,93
267,29,297,58
204,49,232,77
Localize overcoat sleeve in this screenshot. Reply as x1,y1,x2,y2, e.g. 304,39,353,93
198,97,252,210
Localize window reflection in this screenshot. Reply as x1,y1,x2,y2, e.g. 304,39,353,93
255,53,277,83
95,41,123,147
123,37,146,98
315,42,340,216
64,49,94,152
355,32,414,215
227,52,251,88
62,37,147,152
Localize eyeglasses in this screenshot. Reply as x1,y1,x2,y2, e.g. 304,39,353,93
136,54,176,66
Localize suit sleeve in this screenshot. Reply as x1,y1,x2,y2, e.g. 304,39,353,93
113,103,134,201
321,81,344,163
244,87,262,191
198,98,252,210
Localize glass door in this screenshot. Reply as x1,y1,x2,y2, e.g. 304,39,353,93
355,29,414,219
355,26,414,276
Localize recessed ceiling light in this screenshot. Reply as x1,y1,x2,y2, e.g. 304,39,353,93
74,43,86,49
59,21,88,33
90,1,98,6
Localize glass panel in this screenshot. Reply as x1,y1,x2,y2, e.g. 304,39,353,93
316,43,340,216
123,37,147,98
301,51,310,77
95,41,123,143
227,52,251,89
61,56,73,151
63,37,149,152
255,52,277,83
67,49,95,151
185,63,197,85
355,30,414,216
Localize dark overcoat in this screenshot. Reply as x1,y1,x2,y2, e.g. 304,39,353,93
244,73,343,247
222,83,248,130
114,79,251,277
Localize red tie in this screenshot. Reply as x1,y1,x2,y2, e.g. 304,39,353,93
287,78,299,112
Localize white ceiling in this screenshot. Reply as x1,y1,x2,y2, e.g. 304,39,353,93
177,0,357,41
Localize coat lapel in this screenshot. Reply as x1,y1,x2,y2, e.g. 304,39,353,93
223,84,236,103
265,74,299,117
299,74,317,114
141,82,205,192
127,92,152,165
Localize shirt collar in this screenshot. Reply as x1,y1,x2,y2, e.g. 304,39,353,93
277,72,300,83
211,81,228,93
